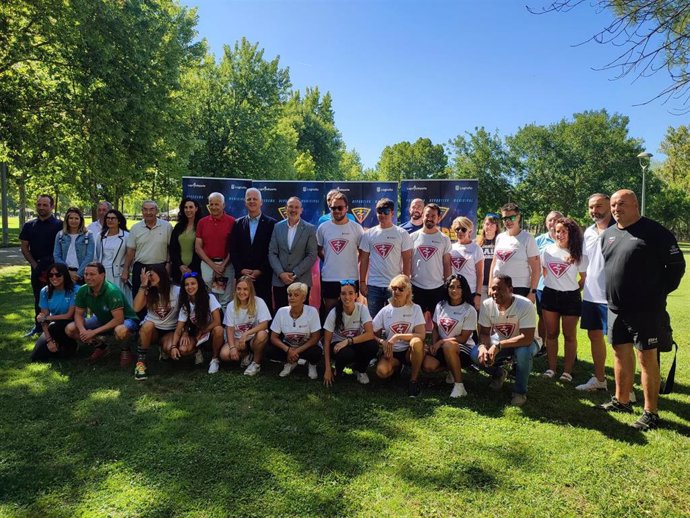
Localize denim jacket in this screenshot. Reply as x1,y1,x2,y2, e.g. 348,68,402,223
53,231,95,277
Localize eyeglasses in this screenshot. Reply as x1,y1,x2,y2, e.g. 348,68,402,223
390,286,406,292
182,272,199,279
340,279,356,286
329,205,346,212
376,207,392,215
48,272,63,278
501,214,518,222
454,227,468,233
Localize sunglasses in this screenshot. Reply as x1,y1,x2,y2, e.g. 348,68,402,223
48,272,63,278
340,279,356,286
501,214,518,222
376,207,392,215
330,205,346,212
454,227,468,233
390,286,406,292
182,272,199,280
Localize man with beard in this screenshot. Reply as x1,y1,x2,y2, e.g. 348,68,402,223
401,198,424,234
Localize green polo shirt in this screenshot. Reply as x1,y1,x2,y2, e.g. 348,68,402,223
75,281,139,323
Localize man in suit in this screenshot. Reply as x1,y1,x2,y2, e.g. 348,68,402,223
230,187,277,306
269,197,318,313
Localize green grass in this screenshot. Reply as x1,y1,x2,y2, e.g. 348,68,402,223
1,259,689,518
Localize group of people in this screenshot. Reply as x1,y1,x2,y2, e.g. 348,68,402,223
20,186,685,431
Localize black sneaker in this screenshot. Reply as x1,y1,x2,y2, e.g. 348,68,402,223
408,380,421,398
598,397,633,413
630,411,660,431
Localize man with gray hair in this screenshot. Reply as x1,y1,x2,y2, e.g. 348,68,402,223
87,201,113,236
230,188,276,305
195,192,235,307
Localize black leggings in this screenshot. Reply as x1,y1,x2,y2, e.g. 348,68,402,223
31,320,77,362
332,339,379,374
265,342,323,364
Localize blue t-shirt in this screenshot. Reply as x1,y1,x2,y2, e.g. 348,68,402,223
39,286,77,316
535,232,555,291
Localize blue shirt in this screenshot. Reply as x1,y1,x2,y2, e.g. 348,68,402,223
535,232,555,291
248,214,260,243
39,286,77,316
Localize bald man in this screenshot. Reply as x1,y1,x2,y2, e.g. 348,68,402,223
599,189,685,430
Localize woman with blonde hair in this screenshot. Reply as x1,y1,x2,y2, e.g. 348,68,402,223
53,207,94,284
450,216,484,310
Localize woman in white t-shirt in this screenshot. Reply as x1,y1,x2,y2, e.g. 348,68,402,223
539,217,588,382
323,280,377,387
218,276,271,377
450,216,484,310
268,282,322,379
372,274,426,397
132,264,180,380
165,272,223,369
425,274,478,398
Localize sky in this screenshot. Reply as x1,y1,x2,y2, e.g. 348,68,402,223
181,0,682,169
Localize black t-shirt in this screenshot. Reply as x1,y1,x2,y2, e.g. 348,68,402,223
481,238,495,286
601,217,685,313
19,215,63,268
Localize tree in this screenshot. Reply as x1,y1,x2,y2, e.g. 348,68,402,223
658,124,690,190
377,138,448,183
531,0,690,112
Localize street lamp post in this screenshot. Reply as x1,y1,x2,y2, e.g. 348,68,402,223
637,151,653,217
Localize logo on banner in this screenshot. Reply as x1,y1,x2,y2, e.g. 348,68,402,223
438,206,450,222
439,317,458,336
494,323,516,338
547,262,570,278
451,256,467,271
329,239,349,254
278,207,288,220
495,249,516,262
189,182,206,188
374,243,394,259
351,207,370,224
418,246,438,261
390,322,410,334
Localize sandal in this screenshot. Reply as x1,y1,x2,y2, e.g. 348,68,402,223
559,372,573,382
542,369,555,379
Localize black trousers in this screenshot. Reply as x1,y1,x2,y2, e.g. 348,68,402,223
31,320,78,362
332,339,379,374
265,342,323,364
30,267,47,319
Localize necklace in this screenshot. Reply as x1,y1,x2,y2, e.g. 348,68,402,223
290,307,303,327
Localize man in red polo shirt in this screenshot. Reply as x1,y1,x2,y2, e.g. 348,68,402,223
195,192,235,308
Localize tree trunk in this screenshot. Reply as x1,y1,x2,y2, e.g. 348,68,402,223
18,170,26,227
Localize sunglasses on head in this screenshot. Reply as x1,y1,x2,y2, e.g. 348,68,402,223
329,205,346,212
486,212,500,219
340,279,356,286
376,207,392,215
501,214,518,222
48,272,63,278
182,272,199,280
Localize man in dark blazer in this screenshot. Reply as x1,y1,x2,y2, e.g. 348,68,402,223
269,196,318,313
230,188,277,306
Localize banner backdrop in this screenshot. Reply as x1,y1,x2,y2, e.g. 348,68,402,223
182,177,250,217
400,179,478,241
322,181,398,229
251,180,323,225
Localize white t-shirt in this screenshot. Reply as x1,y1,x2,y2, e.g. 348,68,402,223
144,285,181,330
540,244,588,292
410,230,452,289
359,225,413,287
493,231,539,289
433,300,477,354
582,224,607,304
479,295,536,340
223,296,272,340
66,234,79,269
450,241,484,292
372,303,425,352
324,302,373,342
178,293,221,324
317,220,363,282
270,305,322,347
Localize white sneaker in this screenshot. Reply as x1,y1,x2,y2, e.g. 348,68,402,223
243,362,261,376
194,349,204,365
575,376,607,391
297,358,307,366
207,358,220,374
445,372,455,384
307,363,318,380
240,353,253,368
450,383,468,398
356,372,370,385
279,362,297,377
629,390,637,403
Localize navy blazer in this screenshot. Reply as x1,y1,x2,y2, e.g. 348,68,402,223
230,213,277,281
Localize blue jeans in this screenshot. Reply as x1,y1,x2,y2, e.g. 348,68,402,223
470,340,539,395
366,285,390,319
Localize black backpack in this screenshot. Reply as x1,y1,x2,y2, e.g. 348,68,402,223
658,310,678,395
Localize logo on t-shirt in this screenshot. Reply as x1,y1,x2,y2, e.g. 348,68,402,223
329,239,349,254
547,261,570,278
390,321,410,334
352,207,370,224
495,249,516,262
284,333,307,346
417,246,438,261
451,256,467,271
154,304,172,319
439,316,458,336
374,243,394,259
340,328,359,338
235,322,254,334
494,323,516,338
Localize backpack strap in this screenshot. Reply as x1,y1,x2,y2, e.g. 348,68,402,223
658,341,678,395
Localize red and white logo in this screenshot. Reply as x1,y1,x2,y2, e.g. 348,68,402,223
374,243,394,259
494,323,516,338
417,246,438,261
235,322,253,335
495,249,516,262
154,305,172,319
547,261,570,278
285,333,306,345
439,316,458,336
329,239,349,254
340,328,359,338
390,322,410,334
451,256,467,272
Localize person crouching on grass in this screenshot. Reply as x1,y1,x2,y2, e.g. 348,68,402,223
372,274,426,397
217,275,271,376
323,280,378,387
164,272,223,367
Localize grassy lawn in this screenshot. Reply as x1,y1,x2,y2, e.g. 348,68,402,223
1,256,689,517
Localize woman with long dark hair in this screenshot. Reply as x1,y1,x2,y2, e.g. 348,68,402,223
31,263,78,361
477,213,499,301
424,274,477,398
95,209,130,302
323,280,378,387
540,217,587,382
53,207,94,284
169,198,202,284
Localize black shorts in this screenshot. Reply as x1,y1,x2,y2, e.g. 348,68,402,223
535,289,544,315
412,285,445,314
540,287,582,316
512,287,531,297
429,343,472,367
321,280,359,300
608,309,672,351
392,349,409,364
